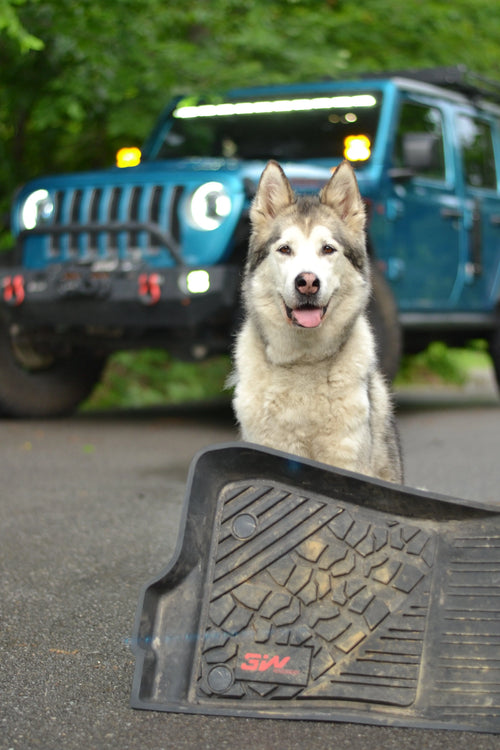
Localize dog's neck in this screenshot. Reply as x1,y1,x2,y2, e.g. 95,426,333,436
250,308,369,367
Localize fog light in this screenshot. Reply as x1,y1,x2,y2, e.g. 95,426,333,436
344,135,371,161
116,147,141,168
186,269,210,294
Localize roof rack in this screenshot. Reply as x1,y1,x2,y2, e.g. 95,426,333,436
362,66,500,104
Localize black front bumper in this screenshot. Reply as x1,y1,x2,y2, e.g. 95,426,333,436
0,262,241,331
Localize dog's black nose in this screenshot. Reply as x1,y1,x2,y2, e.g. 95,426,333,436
295,272,320,295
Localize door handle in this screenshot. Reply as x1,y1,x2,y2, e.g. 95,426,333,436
490,214,500,226
470,199,482,276
440,207,463,219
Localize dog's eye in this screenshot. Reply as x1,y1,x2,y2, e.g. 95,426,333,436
322,244,337,255
277,244,291,255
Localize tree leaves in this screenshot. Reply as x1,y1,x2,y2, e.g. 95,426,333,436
0,0,43,53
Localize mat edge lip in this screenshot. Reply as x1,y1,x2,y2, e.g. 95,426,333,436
128,438,205,659
129,697,498,734
190,440,500,514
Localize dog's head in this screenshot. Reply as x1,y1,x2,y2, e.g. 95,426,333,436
244,160,370,353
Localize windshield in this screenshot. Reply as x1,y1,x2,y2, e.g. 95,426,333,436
151,91,382,165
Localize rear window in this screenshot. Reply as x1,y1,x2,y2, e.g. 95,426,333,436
457,115,497,190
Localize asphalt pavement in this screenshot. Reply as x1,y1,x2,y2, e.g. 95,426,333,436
2,379,500,750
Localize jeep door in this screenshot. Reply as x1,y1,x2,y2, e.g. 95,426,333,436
454,111,500,312
382,97,463,312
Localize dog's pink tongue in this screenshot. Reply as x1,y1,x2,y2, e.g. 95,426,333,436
292,307,323,328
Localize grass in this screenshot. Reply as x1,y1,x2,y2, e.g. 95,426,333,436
394,340,493,388
80,350,233,411
80,340,494,412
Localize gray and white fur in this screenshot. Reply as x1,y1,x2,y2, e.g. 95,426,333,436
230,160,403,483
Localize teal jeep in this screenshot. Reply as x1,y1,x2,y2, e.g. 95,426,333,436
2,66,500,416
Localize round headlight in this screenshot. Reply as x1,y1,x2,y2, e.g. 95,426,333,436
188,182,232,231
21,189,54,230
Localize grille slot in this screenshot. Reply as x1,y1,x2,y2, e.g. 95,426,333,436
128,186,141,251
49,190,64,257
88,187,103,258
68,189,82,258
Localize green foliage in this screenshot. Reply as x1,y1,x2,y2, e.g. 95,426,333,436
322,0,500,76
0,0,43,52
81,350,232,411
395,341,492,387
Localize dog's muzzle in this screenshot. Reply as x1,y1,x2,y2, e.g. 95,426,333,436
285,271,327,328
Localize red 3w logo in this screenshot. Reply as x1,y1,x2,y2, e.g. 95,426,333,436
235,644,311,686
240,652,291,673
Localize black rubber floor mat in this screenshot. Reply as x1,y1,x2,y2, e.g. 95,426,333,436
130,442,500,732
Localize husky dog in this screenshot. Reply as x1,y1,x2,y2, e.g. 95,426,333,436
230,160,403,483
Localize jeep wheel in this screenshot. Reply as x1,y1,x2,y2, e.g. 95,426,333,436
0,322,105,418
488,316,500,393
368,265,402,382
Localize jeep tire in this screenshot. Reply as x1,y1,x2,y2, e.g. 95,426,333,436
368,265,402,382
488,313,500,393
0,320,105,418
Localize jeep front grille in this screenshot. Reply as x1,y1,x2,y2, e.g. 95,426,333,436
47,184,183,264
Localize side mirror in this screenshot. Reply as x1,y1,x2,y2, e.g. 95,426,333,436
401,132,440,172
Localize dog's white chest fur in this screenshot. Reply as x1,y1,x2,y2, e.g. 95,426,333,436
233,315,384,478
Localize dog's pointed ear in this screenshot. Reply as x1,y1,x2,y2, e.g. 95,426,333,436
250,161,295,226
320,161,366,232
